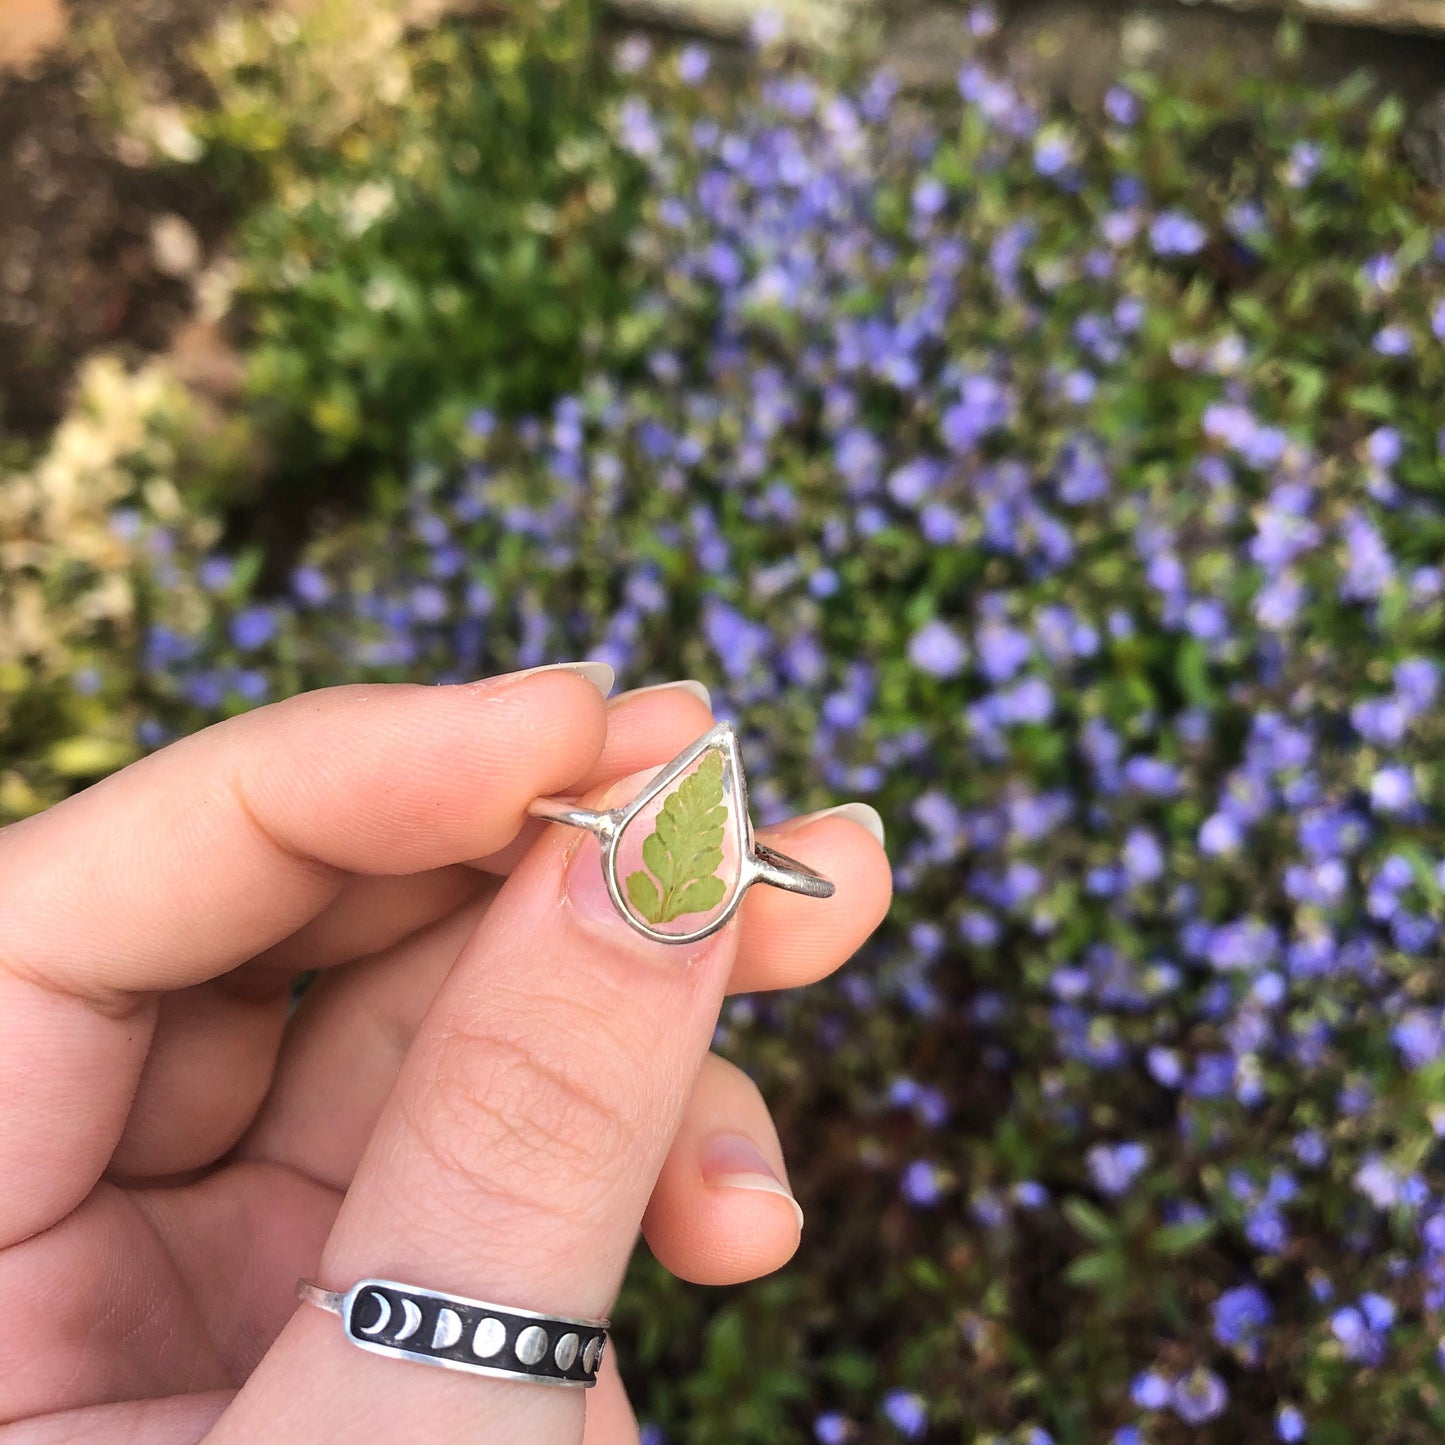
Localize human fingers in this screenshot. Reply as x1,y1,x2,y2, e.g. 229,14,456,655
580,1353,641,1445
642,1052,802,1286
246,681,715,978
238,683,718,1187
0,665,610,1250
0,1389,234,1443
207,759,890,1445
237,808,887,1201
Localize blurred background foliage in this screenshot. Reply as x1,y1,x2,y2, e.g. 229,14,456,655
5,1,1445,1441
192,0,648,478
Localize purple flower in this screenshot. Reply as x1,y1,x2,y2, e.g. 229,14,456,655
1200,813,1243,856
941,375,1011,450
912,176,948,219
703,599,769,680
1105,86,1139,126
997,677,1054,724
1396,657,1439,712
1369,765,1415,815
229,606,278,651
976,621,1032,683
1212,1283,1272,1363
814,1414,851,1445
1245,1206,1289,1253
1331,1304,1389,1364
1374,324,1412,357
1087,1141,1149,1197
881,1390,927,1439
1150,211,1207,257
676,44,710,84
1361,1292,1396,1332
291,565,331,605
1130,1371,1171,1410
1277,1406,1306,1442
887,458,941,506
1340,510,1395,601
1287,141,1322,187
198,555,235,591
1367,426,1403,468
1171,1367,1228,1424
617,97,662,159
908,620,969,678
1034,131,1073,177
1123,757,1181,796
1122,827,1165,884
1393,1009,1445,1068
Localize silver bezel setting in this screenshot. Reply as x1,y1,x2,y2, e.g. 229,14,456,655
527,720,835,946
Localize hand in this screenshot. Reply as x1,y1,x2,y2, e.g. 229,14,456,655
0,667,890,1444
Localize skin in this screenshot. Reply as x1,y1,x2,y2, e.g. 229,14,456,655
0,668,892,1444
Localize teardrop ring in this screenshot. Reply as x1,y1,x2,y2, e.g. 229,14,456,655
527,721,836,946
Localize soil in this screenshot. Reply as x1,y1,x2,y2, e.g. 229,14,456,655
0,0,255,444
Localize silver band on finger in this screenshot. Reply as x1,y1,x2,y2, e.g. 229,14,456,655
296,1278,609,1388
528,721,837,945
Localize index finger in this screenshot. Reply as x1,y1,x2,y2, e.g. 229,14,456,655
0,666,610,1247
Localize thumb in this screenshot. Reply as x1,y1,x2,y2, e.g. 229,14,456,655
208,759,746,1445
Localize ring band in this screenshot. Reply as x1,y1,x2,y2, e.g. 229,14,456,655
296,1277,608,1388
528,720,836,946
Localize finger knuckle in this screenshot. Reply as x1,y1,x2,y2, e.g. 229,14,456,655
404,1017,638,1215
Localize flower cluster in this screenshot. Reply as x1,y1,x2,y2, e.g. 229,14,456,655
73,10,1445,1441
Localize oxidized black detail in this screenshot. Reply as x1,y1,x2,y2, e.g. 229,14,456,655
337,1279,607,1388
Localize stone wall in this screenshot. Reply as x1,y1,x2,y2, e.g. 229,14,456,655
1217,0,1445,33
612,0,1445,47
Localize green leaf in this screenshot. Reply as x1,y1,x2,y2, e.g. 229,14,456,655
1064,1249,1126,1290
1148,1218,1218,1257
626,870,662,921
1061,1197,1116,1246
625,751,729,924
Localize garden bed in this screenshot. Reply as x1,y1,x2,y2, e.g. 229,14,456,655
5,3,1445,1441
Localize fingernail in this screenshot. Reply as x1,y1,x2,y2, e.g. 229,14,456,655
563,767,659,931
700,1133,804,1233
609,679,712,710
784,802,886,849
500,660,616,697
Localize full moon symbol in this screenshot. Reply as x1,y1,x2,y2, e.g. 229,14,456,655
357,1291,392,1336
394,1298,423,1342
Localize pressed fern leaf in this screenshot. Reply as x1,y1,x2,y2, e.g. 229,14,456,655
625,751,729,924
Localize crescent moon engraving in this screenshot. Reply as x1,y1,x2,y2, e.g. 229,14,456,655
394,1297,423,1342
357,1291,392,1336
431,1306,463,1350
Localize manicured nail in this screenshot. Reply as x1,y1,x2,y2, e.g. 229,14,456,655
700,1133,804,1233
609,679,712,710
502,660,615,697
786,802,886,848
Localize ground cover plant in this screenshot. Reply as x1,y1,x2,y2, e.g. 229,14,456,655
12,6,1445,1442
190,0,646,480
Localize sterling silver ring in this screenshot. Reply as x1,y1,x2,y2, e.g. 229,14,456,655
528,720,835,946
296,1278,608,1388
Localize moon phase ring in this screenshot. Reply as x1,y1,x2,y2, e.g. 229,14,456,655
296,1278,609,1388
527,720,836,946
